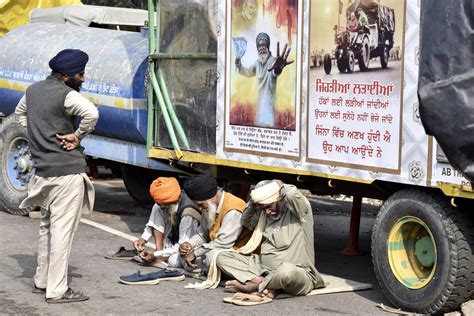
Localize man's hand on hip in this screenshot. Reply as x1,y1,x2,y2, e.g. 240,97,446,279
57,133,80,151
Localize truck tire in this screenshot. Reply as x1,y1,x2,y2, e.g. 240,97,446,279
346,50,355,73
336,56,347,73
372,189,473,314
380,46,389,69
323,53,332,74
121,165,157,205
0,115,35,215
358,36,370,71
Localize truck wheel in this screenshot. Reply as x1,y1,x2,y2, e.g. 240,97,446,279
358,37,370,71
323,53,332,74
380,46,389,68
0,115,35,215
346,50,355,73
336,57,347,73
372,189,473,314
121,165,157,205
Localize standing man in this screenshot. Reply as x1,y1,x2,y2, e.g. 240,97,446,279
179,174,252,271
235,32,293,128
216,180,325,299
15,49,99,304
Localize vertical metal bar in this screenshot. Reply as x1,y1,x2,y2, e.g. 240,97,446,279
341,196,363,256
146,0,156,150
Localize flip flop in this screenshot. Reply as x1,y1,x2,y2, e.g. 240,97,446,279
104,246,137,260
223,292,272,306
32,285,46,294
46,288,89,304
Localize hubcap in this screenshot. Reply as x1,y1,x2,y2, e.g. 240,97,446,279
387,216,437,289
4,137,34,192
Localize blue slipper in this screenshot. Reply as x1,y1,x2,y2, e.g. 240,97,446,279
119,269,185,285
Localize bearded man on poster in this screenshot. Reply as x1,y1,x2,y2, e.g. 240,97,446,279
235,32,293,128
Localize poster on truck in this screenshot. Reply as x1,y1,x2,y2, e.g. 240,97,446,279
306,0,406,173
221,0,302,159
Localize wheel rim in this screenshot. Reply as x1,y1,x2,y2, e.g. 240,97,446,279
3,136,34,192
387,216,437,289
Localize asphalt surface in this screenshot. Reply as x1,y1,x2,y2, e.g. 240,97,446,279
0,176,392,315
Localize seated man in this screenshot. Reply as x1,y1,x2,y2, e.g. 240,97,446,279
216,180,325,298
133,177,201,268
179,174,252,271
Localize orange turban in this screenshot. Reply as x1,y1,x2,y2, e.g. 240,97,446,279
149,177,181,204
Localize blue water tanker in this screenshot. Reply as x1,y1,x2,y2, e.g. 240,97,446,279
0,22,149,143
0,22,175,214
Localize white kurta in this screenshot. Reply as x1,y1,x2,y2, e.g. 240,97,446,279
238,55,280,128
141,203,201,267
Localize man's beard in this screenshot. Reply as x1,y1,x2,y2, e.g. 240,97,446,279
205,200,218,227
163,204,178,226
258,51,270,64
65,77,82,92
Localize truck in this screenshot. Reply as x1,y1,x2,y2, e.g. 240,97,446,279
323,0,395,74
0,0,472,314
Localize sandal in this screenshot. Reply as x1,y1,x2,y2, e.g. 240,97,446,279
32,285,46,294
46,288,89,304
104,246,138,260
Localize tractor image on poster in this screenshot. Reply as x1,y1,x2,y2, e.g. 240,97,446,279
323,0,395,74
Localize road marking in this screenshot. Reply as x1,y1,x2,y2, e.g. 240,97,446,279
80,218,156,248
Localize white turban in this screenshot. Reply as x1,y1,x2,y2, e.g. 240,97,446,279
250,180,281,204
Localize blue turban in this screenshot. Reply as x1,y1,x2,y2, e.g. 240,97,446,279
256,32,270,48
49,49,89,76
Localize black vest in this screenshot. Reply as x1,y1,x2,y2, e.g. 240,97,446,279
25,76,86,177
168,192,201,244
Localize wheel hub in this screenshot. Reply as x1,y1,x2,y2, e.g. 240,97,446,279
415,236,435,268
5,137,34,191
387,216,437,289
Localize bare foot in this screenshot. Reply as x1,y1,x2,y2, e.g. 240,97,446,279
224,280,246,293
262,289,279,299
225,277,263,293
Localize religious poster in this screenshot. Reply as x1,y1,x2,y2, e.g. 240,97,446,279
307,0,405,173
222,0,301,158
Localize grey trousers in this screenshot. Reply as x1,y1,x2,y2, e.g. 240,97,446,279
216,251,315,296
30,174,89,299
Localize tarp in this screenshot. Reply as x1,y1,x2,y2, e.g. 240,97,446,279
418,0,474,182
29,5,149,27
0,0,82,37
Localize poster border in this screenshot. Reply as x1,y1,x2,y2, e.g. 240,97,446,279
305,0,406,175
222,0,302,161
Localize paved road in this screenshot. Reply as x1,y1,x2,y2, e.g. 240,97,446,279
0,177,391,315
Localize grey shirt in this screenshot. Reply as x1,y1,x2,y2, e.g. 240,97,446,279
15,91,98,139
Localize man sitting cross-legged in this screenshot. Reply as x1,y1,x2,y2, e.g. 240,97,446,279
216,180,325,299
133,177,202,268
178,174,253,272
